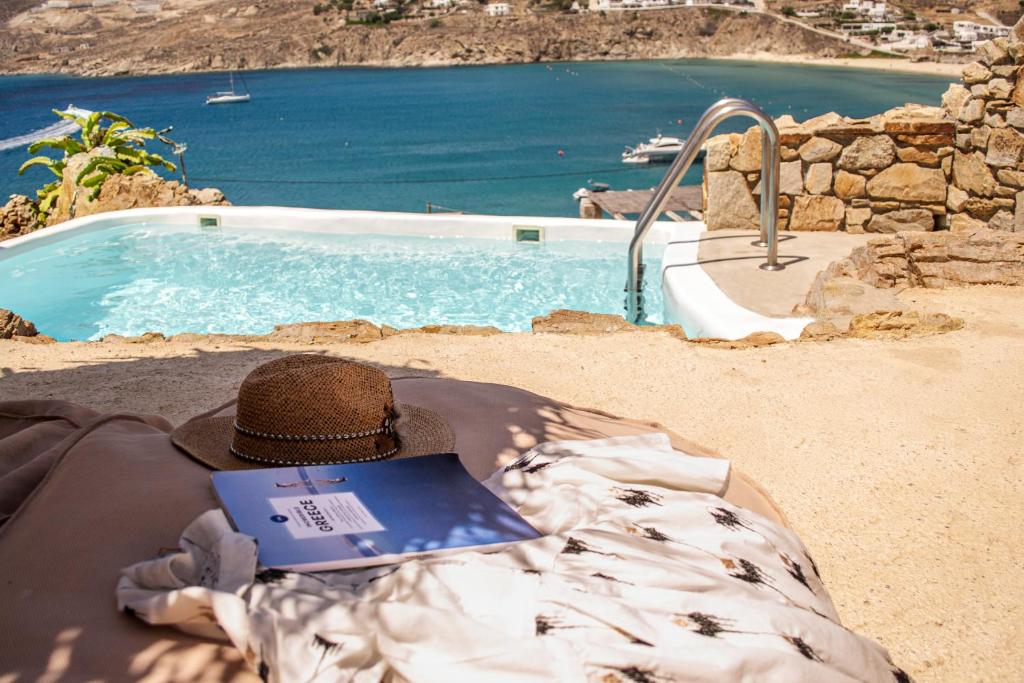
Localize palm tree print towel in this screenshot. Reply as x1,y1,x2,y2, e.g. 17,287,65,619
117,433,910,682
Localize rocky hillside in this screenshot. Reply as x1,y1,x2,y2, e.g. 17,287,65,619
1,3,856,76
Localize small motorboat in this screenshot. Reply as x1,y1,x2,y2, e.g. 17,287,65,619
206,72,251,105
622,134,705,164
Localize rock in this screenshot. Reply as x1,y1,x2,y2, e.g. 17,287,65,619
972,124,992,149
947,185,969,212
834,170,866,199
990,210,1015,231
804,162,832,194
801,112,844,130
941,83,971,115
961,62,992,85
1008,107,1024,129
798,136,842,163
46,151,230,226
0,309,38,339
268,320,385,343
989,78,1013,99
798,320,841,341
729,127,762,173
847,310,963,339
532,309,634,334
949,214,989,233
977,39,1011,66
691,331,785,348
1013,78,1024,108
798,275,907,326
190,187,228,205
531,309,685,339
866,209,935,233
962,197,1003,221
779,160,803,195
1016,190,1024,231
997,168,1024,187
838,135,896,171
985,128,1024,168
896,146,939,166
865,164,946,203
788,195,845,232
705,171,759,230
952,151,997,197
704,134,736,172
101,331,166,343
845,207,872,233
957,98,985,124
0,194,42,241
48,146,114,225
398,324,502,336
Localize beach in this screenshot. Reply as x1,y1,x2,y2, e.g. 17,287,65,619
2,283,1021,682
726,53,966,78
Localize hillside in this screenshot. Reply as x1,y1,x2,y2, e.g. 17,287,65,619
0,2,860,76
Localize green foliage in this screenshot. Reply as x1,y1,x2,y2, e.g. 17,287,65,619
429,17,443,27
17,109,175,222
781,6,795,17
924,22,939,32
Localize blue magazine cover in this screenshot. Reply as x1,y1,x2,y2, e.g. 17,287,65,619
211,453,542,571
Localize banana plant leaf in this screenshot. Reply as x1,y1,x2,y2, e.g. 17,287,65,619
18,156,62,176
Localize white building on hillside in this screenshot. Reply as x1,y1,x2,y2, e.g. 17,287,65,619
952,21,1011,45
485,2,511,16
842,0,886,20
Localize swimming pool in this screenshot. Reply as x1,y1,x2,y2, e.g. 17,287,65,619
0,219,665,341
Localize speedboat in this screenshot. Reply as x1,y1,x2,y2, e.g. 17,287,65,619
206,72,251,105
622,134,705,164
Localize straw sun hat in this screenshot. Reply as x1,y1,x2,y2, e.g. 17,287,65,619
171,354,455,470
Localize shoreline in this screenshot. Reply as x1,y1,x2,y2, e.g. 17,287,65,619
721,53,965,78
0,53,965,80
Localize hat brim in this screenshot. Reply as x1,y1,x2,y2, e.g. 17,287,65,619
170,402,455,471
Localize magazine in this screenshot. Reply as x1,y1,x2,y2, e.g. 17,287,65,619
211,453,541,571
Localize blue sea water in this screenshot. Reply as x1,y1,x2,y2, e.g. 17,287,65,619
0,60,953,217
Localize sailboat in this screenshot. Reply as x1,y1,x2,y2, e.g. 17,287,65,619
205,72,251,105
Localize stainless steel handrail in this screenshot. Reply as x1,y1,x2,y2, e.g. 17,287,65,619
625,97,782,324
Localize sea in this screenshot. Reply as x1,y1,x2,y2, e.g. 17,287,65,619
0,60,955,217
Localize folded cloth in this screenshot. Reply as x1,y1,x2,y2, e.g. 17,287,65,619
118,434,907,683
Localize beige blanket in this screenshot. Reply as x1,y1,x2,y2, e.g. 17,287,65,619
0,379,788,682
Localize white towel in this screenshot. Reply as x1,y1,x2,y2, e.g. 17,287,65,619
117,434,906,682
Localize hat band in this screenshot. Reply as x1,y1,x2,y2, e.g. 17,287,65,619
229,443,400,466
233,418,393,442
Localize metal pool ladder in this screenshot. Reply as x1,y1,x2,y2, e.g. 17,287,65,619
625,97,783,324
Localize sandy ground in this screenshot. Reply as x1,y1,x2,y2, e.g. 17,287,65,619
726,53,965,78
1,285,1022,682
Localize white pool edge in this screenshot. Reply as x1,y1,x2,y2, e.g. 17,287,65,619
1,206,814,341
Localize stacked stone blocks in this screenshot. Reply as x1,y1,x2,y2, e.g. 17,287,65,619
702,16,1024,235
703,106,953,234
942,21,1024,232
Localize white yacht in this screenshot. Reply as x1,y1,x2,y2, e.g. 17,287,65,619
622,134,704,164
205,73,251,105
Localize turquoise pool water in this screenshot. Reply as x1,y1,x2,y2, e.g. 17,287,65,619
0,225,664,340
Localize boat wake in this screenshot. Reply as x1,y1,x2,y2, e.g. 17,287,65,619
0,119,80,153
0,107,91,153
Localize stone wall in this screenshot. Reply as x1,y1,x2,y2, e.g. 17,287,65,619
703,15,1024,235
942,20,1024,232
703,105,954,234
